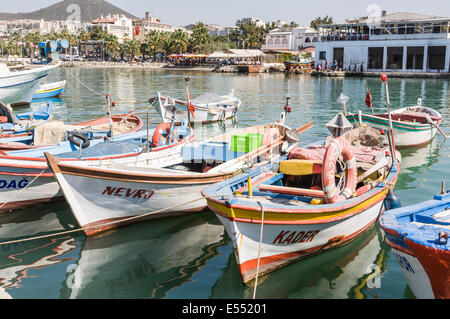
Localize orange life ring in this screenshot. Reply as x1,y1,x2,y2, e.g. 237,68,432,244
152,123,171,148
261,128,280,159
321,136,357,204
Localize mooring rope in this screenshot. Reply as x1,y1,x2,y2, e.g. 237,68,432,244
253,201,265,300
0,196,206,246
66,68,105,98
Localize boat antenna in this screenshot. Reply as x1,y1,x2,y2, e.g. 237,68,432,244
381,74,396,161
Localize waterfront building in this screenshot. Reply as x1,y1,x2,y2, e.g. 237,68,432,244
236,17,266,28
262,26,319,52
133,12,186,41
90,14,133,43
314,11,450,73
4,19,82,35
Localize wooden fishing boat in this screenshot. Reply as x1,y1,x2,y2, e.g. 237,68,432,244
32,80,66,99
0,118,191,213
149,90,241,124
202,115,401,284
0,101,53,141
347,99,443,149
379,186,450,299
45,116,312,236
0,61,60,106
0,111,143,151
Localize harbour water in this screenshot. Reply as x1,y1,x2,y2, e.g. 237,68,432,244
0,67,448,299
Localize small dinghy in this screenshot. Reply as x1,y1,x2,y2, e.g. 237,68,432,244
33,80,66,99
149,78,241,124
347,99,443,149
379,184,450,299
202,113,401,284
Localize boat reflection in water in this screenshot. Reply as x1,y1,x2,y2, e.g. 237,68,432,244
211,226,392,299
0,203,81,298
60,212,226,299
395,139,441,191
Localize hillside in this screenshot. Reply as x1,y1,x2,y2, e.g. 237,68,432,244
0,0,140,22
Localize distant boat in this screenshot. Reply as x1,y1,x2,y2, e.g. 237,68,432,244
0,61,60,106
347,99,443,149
379,187,450,299
149,90,241,124
33,80,66,99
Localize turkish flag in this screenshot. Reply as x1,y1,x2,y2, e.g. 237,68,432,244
365,90,372,108
186,87,195,118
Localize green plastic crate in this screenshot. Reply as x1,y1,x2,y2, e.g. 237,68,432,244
231,133,263,153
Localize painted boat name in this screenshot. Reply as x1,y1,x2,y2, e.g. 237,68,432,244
272,230,320,245
102,186,155,199
0,179,28,189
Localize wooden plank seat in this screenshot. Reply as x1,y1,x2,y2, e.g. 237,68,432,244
258,184,325,198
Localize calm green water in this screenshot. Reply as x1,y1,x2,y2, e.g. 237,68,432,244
0,68,448,299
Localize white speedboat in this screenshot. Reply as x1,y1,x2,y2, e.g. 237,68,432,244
0,61,60,106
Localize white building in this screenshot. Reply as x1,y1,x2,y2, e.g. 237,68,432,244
262,26,319,52
236,17,266,28
5,19,82,35
133,12,185,41
314,11,450,72
90,14,133,43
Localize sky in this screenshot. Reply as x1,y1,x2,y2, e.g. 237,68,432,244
2,0,450,27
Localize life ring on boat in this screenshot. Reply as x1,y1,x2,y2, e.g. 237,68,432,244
152,123,171,148
321,136,357,204
261,127,280,159
68,132,90,149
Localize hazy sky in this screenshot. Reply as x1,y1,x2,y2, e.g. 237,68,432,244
2,0,450,26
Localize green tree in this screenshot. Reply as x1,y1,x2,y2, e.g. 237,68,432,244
146,30,165,57
189,22,211,53
170,29,189,54
310,16,334,30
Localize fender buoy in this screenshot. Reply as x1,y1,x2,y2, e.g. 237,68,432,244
321,136,357,204
152,123,171,148
68,133,90,149
261,128,280,159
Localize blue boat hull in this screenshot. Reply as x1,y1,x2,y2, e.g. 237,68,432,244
380,191,450,299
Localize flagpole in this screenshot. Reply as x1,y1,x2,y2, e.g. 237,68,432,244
381,74,396,162
185,77,193,142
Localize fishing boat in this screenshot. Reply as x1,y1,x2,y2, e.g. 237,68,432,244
0,119,191,214
32,80,66,99
379,185,450,299
149,88,241,124
45,110,311,236
202,113,401,284
0,110,143,151
347,99,443,149
0,101,53,140
0,61,60,106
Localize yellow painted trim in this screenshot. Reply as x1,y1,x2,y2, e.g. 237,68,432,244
208,188,388,222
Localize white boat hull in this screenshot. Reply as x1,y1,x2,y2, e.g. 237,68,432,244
0,63,60,105
214,200,384,283
152,92,241,124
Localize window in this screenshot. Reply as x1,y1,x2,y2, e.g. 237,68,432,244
319,51,326,60
406,47,424,69
387,47,403,69
427,46,446,70
368,47,383,69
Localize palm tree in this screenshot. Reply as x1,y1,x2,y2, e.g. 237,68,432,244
170,29,189,54
104,34,119,60
146,31,164,58
189,22,211,53
125,39,141,60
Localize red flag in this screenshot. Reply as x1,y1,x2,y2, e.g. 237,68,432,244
186,86,195,118
365,90,372,108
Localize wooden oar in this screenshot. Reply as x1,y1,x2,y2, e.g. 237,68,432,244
357,157,389,183
424,113,447,140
